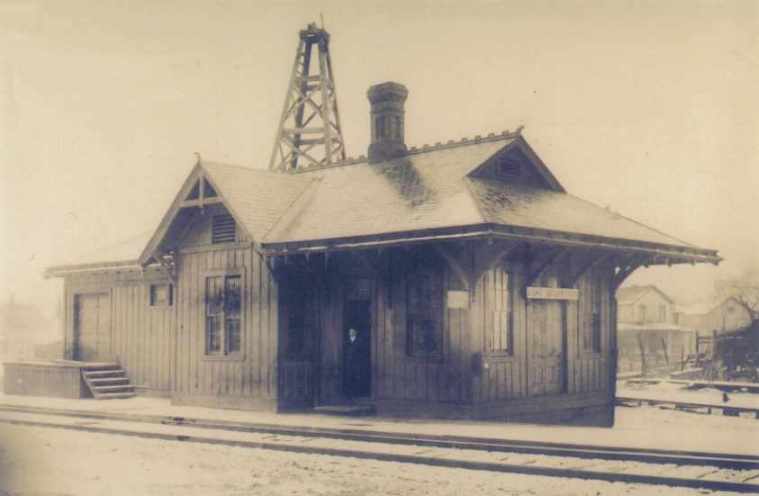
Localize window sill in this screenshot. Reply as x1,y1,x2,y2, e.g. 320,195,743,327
483,352,516,362
406,354,444,363
580,351,603,359
202,354,245,362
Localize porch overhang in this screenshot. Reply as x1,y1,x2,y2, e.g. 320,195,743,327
259,223,721,266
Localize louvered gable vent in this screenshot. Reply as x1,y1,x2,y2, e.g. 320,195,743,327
212,214,236,244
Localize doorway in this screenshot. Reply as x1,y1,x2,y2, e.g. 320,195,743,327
73,292,111,362
342,299,371,399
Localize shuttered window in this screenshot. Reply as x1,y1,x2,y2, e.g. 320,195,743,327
406,261,444,359
205,274,242,356
484,267,513,354
211,214,236,244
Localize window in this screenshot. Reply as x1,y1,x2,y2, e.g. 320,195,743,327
406,260,444,359
581,276,603,353
205,275,241,356
485,267,513,354
284,282,315,358
149,283,173,306
590,280,603,353
638,304,647,323
658,304,666,322
211,214,236,244
495,155,521,178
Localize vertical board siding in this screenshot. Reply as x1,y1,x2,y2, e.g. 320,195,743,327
472,254,526,404
64,276,174,395
174,245,278,405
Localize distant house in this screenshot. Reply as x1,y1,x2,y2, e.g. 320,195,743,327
617,285,676,326
616,285,694,374
679,297,753,335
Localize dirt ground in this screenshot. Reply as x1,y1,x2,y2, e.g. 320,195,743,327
0,422,744,496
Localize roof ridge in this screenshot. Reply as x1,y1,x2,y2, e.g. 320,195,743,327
295,127,524,174
203,160,312,179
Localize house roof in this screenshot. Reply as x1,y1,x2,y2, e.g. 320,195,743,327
46,131,721,276
616,285,675,305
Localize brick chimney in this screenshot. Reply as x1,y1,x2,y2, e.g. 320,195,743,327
367,82,408,163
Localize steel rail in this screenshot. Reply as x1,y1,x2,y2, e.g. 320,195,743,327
0,403,756,470
1,412,757,494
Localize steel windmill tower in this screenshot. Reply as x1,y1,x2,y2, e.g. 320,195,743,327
269,23,347,172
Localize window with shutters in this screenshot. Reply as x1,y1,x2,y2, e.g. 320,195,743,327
484,267,513,354
205,274,242,356
406,260,444,359
211,214,236,244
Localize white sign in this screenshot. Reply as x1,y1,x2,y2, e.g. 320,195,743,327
447,290,469,309
526,287,579,301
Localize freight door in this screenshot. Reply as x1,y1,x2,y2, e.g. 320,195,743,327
74,293,111,362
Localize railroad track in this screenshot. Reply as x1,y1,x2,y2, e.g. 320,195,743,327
617,396,759,419
1,404,758,493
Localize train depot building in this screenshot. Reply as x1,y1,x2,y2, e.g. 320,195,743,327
6,27,720,427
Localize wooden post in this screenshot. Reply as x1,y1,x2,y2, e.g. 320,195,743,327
661,337,670,367
637,332,647,377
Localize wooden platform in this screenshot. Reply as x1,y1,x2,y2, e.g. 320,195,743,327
2,360,134,400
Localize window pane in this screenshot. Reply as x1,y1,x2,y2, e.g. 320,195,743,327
206,316,221,353
226,318,241,353
407,264,442,358
206,276,223,315
225,276,241,316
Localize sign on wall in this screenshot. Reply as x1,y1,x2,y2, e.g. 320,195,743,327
447,290,469,309
526,287,579,301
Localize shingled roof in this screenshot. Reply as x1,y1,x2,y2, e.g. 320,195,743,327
46,131,720,275
255,134,718,264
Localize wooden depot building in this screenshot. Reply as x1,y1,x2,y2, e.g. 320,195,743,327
32,81,720,426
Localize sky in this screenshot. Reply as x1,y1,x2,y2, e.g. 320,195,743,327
1,0,758,322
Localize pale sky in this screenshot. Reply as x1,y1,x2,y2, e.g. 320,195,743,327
1,0,758,320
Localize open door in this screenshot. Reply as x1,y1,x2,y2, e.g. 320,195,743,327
342,299,371,399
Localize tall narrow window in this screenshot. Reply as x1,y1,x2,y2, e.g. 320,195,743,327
485,267,513,354
205,274,242,356
590,278,602,353
212,214,236,244
407,260,444,359
284,278,315,358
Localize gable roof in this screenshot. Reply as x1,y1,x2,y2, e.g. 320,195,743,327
616,285,675,305
137,161,314,264
46,131,720,276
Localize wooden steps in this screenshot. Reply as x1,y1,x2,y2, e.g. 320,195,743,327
81,364,136,400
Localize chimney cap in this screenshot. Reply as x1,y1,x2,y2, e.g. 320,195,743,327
367,81,408,104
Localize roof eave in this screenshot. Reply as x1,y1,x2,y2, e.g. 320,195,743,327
259,222,721,264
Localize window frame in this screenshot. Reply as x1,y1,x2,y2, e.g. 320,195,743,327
149,283,173,307
484,266,514,357
203,270,244,360
405,258,445,361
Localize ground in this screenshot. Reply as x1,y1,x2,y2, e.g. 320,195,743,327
0,421,748,496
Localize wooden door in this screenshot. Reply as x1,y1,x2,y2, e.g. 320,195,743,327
74,293,111,362
527,300,565,396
